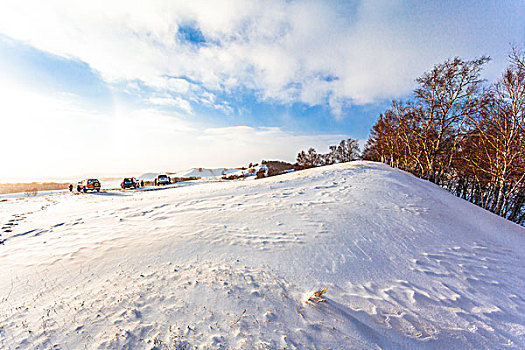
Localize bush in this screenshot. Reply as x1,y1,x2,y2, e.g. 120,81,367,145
0,182,69,195
171,177,200,183
260,160,293,178
256,168,267,179
222,174,245,180
25,188,38,197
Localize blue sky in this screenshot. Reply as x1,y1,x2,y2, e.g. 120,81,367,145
0,0,523,181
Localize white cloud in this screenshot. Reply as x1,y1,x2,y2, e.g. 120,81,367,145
0,82,346,181
199,91,216,105
0,0,522,115
212,102,234,115
196,126,346,167
149,96,193,114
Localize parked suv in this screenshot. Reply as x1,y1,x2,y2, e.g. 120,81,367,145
77,179,101,193
154,174,170,186
121,177,140,189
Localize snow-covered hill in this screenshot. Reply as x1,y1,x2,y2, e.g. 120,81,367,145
0,162,523,349
172,167,232,178
139,168,242,180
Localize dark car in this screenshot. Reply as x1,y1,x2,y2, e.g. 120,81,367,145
77,179,101,193
121,177,139,189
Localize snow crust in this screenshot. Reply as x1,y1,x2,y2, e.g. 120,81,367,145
0,161,523,349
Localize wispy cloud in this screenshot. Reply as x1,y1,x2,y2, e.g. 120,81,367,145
149,96,193,114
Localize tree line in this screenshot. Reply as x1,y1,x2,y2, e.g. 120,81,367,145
362,48,525,225
295,138,360,170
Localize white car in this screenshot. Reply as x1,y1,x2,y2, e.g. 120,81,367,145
154,174,170,186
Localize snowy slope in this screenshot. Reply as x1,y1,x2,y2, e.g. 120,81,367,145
173,168,231,178
137,167,262,182
0,161,523,349
138,173,158,181
172,167,260,179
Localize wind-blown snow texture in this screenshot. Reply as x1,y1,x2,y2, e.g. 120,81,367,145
0,162,523,349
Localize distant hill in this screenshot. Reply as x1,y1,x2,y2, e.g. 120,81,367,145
173,168,233,178
137,172,159,181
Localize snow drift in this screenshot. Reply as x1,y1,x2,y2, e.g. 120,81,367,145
0,161,523,349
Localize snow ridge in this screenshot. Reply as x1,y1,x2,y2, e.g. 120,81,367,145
0,161,523,349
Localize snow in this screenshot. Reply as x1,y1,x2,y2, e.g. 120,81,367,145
138,168,239,180
0,161,523,349
138,173,159,181
172,168,231,178
0,190,68,200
